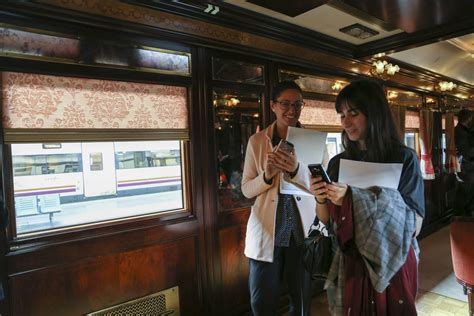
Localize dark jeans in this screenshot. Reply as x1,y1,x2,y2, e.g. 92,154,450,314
249,239,312,316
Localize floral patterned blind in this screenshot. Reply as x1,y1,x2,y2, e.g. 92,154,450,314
2,72,188,130
405,110,420,129
299,99,340,126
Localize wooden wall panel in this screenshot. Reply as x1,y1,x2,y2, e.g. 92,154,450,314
9,237,199,316
423,180,437,225
218,224,249,315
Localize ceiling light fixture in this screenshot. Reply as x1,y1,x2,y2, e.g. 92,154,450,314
369,60,400,80
331,81,343,91
438,81,457,92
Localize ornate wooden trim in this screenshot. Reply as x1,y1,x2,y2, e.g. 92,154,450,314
131,0,355,57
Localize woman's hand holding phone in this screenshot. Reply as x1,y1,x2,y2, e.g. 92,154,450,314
269,140,298,175
308,164,348,206
264,157,279,182
310,175,328,203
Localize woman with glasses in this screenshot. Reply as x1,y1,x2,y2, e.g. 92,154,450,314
242,80,315,316
311,80,424,315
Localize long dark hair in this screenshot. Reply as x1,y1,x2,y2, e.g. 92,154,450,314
335,80,403,162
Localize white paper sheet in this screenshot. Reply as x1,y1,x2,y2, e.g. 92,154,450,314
338,159,403,189
286,127,327,167
279,127,327,195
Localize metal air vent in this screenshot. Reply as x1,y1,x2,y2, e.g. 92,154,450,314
339,23,379,39
87,286,180,316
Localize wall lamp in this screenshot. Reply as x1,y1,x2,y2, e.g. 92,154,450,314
370,60,400,80
438,81,457,92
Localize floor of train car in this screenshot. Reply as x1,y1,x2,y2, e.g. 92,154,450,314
284,225,469,315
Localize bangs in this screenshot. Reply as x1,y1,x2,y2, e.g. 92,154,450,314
335,98,357,113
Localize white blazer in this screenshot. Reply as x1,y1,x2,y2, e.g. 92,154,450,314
241,122,317,262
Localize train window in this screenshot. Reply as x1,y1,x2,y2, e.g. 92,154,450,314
404,131,420,155
90,153,104,171
13,153,83,176
405,111,420,155
11,141,185,235
326,132,343,160
405,132,416,150
441,132,447,170
115,149,181,169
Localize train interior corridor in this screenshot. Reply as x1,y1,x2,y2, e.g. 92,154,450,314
298,226,470,316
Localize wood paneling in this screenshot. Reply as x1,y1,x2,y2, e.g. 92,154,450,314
218,208,250,228
7,219,199,274
419,177,454,239
9,237,199,316
218,224,249,315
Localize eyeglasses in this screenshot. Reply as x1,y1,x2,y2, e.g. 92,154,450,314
275,100,305,111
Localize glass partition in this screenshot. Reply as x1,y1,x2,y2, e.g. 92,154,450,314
213,88,263,211
1,25,191,75
386,88,423,107
279,70,349,95
212,58,265,85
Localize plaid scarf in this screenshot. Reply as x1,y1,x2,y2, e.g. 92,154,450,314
325,186,418,315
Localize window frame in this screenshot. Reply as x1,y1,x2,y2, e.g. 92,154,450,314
404,128,420,156
1,61,195,247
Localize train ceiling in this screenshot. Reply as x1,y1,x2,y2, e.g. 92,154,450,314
1,0,472,95
220,0,474,86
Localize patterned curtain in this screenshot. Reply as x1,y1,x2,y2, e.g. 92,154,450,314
2,72,188,130
299,99,339,126
444,112,460,173
390,105,406,141
419,109,435,179
405,110,420,129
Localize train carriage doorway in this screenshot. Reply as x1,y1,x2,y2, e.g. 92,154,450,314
81,142,117,197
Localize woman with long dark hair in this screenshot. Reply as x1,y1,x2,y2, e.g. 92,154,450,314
311,80,424,315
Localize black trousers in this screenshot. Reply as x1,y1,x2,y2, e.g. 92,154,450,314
249,239,312,316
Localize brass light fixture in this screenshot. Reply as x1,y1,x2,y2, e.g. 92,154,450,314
370,60,400,80
331,81,343,92
437,81,457,92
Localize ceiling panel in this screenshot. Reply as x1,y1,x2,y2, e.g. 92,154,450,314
224,0,403,44
390,34,474,85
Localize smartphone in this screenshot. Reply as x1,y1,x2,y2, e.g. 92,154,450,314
308,164,332,184
274,140,294,153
